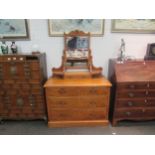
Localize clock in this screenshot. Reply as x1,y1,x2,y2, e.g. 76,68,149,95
144,43,155,60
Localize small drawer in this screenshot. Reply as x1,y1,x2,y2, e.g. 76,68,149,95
149,82,155,89
29,62,40,70
79,87,109,96
48,108,106,121
117,83,148,90
46,87,79,97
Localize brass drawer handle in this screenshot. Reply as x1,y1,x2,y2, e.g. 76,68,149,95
128,101,133,106
16,98,24,107
10,66,17,76
89,88,97,94
58,101,66,105
90,101,96,106
128,93,134,98
129,85,135,89
58,88,66,94
126,111,131,116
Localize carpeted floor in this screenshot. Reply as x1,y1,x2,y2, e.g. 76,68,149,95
0,120,155,135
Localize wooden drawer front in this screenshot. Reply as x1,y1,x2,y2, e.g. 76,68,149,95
48,109,106,121
117,83,148,90
46,87,79,97
29,62,40,70
47,96,107,108
79,87,109,96
116,99,148,108
117,91,147,98
115,109,147,118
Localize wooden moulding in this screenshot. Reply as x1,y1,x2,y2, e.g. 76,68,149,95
48,120,109,128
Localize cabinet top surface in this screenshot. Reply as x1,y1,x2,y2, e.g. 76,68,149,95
44,76,112,87
111,59,155,82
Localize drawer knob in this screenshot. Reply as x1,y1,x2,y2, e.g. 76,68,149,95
58,101,66,105
128,93,134,98
16,98,24,107
128,101,133,106
10,66,17,76
126,112,131,116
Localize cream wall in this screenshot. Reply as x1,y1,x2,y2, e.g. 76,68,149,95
6,19,155,78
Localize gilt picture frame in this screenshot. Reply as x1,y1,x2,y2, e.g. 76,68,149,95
111,19,155,33
48,19,104,36
0,19,29,40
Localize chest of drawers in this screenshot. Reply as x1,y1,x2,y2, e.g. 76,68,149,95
108,59,155,126
0,54,47,120
44,76,111,127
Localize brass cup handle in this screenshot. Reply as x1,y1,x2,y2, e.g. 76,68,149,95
89,88,97,94
90,101,96,106
58,101,66,105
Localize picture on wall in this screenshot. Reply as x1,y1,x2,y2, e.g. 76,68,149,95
48,19,104,36
0,19,29,39
111,19,155,33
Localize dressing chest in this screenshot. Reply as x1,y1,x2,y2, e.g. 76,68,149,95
44,74,111,127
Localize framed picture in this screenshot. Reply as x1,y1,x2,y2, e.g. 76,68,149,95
0,19,29,40
111,19,155,33
48,19,104,36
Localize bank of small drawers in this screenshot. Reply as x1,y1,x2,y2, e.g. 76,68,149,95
113,82,155,124
0,54,47,120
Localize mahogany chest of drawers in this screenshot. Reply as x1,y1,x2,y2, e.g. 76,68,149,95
108,59,155,126
44,76,111,127
0,54,47,120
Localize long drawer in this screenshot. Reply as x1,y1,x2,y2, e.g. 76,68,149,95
115,108,155,118
46,87,109,97
117,90,155,98
47,96,107,108
116,98,155,108
48,108,106,121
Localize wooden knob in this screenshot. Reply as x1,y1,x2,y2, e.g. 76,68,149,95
128,101,133,106
128,93,134,97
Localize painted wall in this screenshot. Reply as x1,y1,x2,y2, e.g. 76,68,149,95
4,19,155,78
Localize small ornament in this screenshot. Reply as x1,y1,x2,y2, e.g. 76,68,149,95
1,41,8,54
11,41,18,54
117,38,125,63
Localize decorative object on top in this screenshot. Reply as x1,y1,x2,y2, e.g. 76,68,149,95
1,41,8,54
111,19,155,33
52,30,103,78
144,43,155,60
0,19,29,40
117,38,125,63
10,41,18,54
48,19,104,36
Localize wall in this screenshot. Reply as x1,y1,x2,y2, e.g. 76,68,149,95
5,19,155,78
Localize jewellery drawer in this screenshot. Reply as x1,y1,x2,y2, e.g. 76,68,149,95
48,108,106,121
79,87,109,96
46,87,79,96
47,96,107,108
115,108,147,118
117,82,149,90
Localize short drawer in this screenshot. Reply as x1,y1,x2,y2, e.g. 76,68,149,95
46,87,79,97
47,96,107,108
48,108,106,121
117,83,149,90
